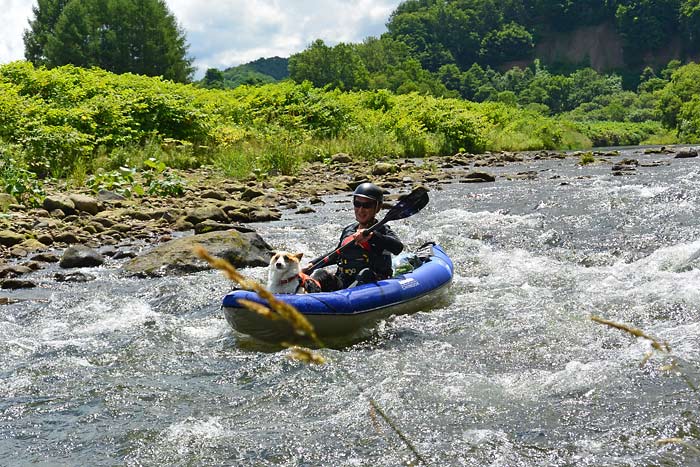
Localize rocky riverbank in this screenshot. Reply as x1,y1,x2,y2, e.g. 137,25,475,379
0,146,693,290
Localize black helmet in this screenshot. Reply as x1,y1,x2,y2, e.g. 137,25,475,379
353,182,383,204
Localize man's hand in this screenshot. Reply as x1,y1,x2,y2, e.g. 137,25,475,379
352,229,373,244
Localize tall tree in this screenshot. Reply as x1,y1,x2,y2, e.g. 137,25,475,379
24,0,194,82
23,0,72,66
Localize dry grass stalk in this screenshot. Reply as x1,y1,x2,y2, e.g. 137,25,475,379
195,244,427,465
194,244,322,347
591,315,670,354
657,438,700,454
287,346,327,365
592,315,700,455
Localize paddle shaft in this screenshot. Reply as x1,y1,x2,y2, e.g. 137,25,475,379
303,218,389,274
303,187,429,275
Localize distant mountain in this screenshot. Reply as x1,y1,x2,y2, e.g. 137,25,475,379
235,57,289,81
199,57,289,89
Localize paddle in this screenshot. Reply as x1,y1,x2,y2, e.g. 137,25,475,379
303,186,430,275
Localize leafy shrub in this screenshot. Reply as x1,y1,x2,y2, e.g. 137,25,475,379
0,145,45,207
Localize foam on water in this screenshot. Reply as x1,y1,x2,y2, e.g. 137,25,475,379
5,151,700,466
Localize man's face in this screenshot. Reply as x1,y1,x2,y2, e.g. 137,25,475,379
353,196,379,224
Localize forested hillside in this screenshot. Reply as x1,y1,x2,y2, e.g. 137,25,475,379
383,0,700,73
4,0,700,207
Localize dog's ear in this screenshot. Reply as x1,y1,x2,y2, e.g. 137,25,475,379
294,252,304,261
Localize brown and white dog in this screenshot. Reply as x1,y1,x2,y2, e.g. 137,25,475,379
267,251,322,294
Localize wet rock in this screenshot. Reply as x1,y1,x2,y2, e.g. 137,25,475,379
194,220,241,234
612,158,638,176
92,217,116,228
122,229,272,277
36,233,54,245
59,245,106,268
111,223,132,233
2,279,36,289
54,271,95,282
31,252,60,263
172,218,194,231
0,230,24,247
247,208,282,222
12,238,46,254
22,261,43,271
372,162,395,176
295,206,315,214
112,249,138,260
201,190,229,201
461,172,496,183
674,148,698,158
0,265,33,278
54,232,82,245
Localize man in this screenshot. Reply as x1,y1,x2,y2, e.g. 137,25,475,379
307,182,404,291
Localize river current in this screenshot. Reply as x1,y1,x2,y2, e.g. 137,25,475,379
2,147,700,466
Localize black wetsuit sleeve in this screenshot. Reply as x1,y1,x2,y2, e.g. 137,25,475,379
371,225,403,255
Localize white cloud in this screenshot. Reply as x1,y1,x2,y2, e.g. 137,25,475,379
0,0,35,63
0,0,401,79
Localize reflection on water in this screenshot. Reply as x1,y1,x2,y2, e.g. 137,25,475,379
2,148,700,465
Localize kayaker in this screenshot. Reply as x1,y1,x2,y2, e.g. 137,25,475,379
307,182,404,291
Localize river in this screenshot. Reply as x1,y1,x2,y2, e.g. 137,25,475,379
2,147,700,466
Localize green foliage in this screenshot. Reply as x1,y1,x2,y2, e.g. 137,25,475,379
0,60,680,187
0,145,45,207
87,166,138,197
289,40,370,91
199,57,289,90
24,0,193,82
142,157,186,196
574,121,667,147
86,159,186,198
579,152,596,165
381,0,696,75
480,22,534,64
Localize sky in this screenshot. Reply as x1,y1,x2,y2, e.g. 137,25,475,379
0,0,402,79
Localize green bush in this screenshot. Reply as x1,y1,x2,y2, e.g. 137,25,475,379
0,60,675,185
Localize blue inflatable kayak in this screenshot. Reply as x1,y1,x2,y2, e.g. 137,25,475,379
221,244,453,343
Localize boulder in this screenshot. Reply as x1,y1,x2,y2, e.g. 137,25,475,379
59,245,106,268
461,171,496,183
0,230,24,247
69,194,102,215
372,162,395,176
122,229,272,277
43,195,76,215
2,279,36,289
184,205,229,224
330,153,352,164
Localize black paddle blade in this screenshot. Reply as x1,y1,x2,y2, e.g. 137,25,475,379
382,186,429,222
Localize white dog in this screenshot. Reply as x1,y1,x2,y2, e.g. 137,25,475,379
267,251,321,294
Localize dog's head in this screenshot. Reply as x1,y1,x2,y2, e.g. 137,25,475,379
270,251,304,271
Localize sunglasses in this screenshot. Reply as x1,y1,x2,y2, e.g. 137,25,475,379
353,199,376,209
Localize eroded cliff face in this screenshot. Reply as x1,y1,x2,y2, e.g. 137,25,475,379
535,23,625,70
503,22,686,72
